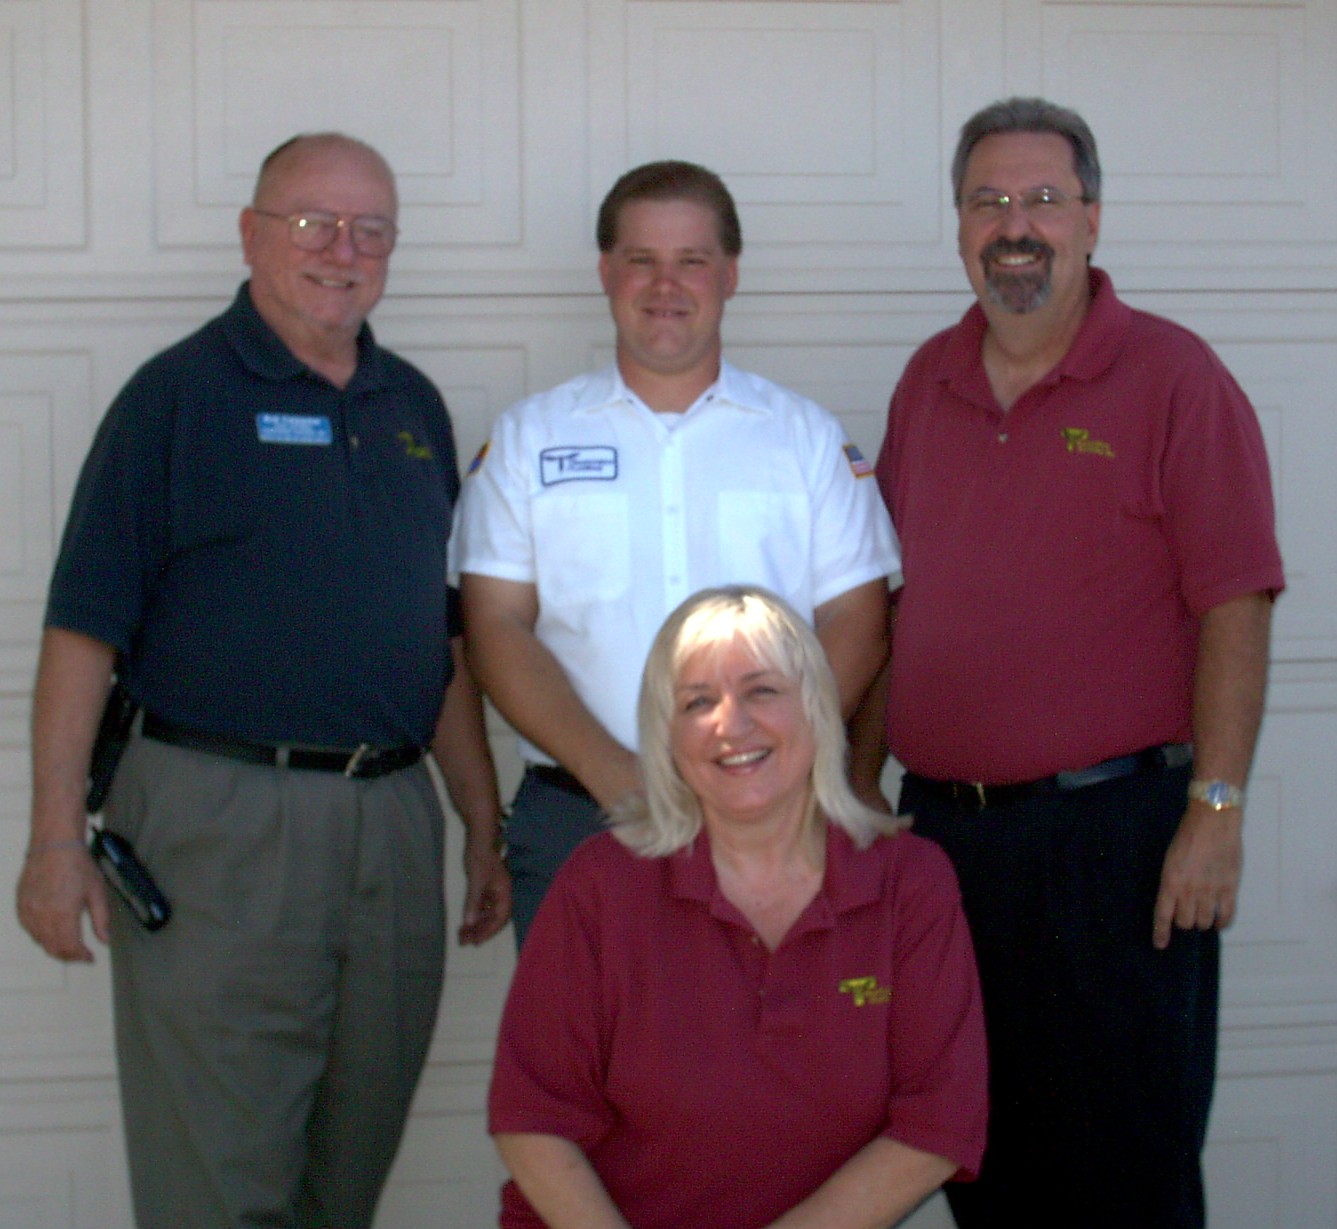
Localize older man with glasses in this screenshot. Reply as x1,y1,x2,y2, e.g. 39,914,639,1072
857,97,1284,1228
16,132,510,1229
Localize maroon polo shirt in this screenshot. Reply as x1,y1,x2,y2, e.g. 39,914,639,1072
878,268,1284,783
489,826,986,1229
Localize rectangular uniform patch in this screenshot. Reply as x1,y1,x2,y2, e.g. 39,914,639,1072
540,446,618,486
843,443,874,478
256,413,333,446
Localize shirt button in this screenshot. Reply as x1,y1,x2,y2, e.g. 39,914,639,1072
997,432,1008,443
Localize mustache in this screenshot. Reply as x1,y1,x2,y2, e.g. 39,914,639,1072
982,236,1053,264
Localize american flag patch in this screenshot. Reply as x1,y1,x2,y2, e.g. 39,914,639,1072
843,443,874,478
466,440,490,476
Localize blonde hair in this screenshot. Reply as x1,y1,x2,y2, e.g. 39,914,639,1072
612,585,903,856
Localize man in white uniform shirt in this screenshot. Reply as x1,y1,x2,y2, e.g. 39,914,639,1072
455,161,899,942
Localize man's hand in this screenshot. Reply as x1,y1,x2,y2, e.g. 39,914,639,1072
16,842,111,962
1152,802,1244,950
457,830,512,946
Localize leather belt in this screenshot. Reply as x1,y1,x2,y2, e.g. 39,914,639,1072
524,763,596,804
141,713,423,779
905,742,1193,815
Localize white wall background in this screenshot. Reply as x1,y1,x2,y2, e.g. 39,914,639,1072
0,1,1334,1226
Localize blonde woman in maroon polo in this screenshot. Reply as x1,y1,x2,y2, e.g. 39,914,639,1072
489,586,986,1229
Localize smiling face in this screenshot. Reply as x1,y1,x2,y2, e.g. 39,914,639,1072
669,636,816,834
957,131,1100,320
240,136,397,363
598,197,738,397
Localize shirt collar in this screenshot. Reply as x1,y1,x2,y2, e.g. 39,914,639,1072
667,823,885,935
935,266,1131,405
573,360,771,418
221,280,389,391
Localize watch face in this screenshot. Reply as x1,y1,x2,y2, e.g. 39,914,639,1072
1192,779,1243,809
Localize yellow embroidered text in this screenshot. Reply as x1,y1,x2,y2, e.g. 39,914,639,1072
397,431,433,460
839,976,892,1006
1061,427,1114,458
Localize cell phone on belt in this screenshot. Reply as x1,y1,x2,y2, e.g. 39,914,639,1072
89,829,172,931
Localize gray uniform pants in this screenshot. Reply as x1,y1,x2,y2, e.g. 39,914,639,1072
105,734,446,1229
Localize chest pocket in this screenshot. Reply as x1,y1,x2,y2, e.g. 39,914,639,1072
533,490,631,605
715,492,812,602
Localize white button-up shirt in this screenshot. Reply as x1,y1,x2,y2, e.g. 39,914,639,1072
454,363,900,759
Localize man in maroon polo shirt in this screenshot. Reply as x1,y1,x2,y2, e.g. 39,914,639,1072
859,97,1284,1229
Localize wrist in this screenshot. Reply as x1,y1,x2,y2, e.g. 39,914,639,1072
25,836,88,858
464,812,508,854
1187,778,1246,811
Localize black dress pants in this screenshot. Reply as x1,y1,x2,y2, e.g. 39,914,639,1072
900,765,1216,1229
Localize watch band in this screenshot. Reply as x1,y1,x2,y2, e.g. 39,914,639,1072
1187,778,1246,811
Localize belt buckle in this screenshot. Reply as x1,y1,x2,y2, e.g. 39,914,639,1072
343,743,372,778
973,782,987,809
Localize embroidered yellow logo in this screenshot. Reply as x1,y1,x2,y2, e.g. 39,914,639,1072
839,976,891,1006
397,431,433,460
1061,427,1114,458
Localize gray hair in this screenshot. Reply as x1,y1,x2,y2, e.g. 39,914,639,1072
951,97,1101,205
611,585,903,857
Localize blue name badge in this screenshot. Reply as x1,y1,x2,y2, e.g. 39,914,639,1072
256,413,333,446
540,446,618,485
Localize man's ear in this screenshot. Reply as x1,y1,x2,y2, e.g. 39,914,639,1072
239,207,258,268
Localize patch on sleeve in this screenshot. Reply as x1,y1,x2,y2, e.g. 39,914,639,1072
843,442,874,478
466,440,490,476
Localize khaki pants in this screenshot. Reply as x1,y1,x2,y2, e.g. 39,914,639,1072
106,734,446,1229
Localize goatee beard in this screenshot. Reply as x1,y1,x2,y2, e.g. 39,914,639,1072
982,238,1053,314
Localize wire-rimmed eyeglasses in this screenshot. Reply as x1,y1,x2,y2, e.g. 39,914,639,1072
960,186,1094,221
251,208,398,258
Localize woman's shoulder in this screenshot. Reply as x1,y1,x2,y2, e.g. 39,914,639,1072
551,830,668,901
851,827,962,898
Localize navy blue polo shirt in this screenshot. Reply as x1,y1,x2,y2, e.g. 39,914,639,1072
47,283,459,747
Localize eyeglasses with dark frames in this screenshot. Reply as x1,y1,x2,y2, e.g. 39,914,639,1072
251,208,398,258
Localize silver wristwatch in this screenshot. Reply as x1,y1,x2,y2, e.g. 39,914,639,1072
1187,778,1246,811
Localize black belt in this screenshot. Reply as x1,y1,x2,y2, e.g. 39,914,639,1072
142,713,423,780
905,742,1192,815
524,763,596,804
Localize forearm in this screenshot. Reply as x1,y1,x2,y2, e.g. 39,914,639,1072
1191,591,1273,785
432,636,512,944
845,599,897,811
765,1136,955,1229
1152,590,1274,948
815,580,890,719
432,637,503,837
30,627,116,843
463,577,640,811
846,660,891,812
19,627,117,961
494,1134,630,1229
